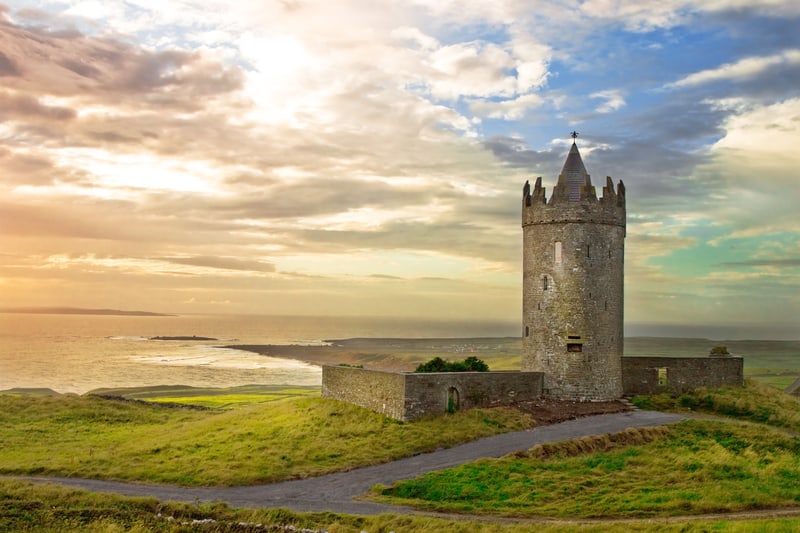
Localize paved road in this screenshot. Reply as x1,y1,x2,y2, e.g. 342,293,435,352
19,410,684,515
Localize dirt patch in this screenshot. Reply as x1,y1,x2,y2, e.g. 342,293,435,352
512,397,632,425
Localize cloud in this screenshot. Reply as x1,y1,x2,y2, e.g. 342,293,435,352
0,16,243,105
0,50,19,75
699,97,800,237
591,89,626,113
667,49,800,88
469,94,545,120
579,0,690,31
159,256,276,273
428,41,517,100
0,91,76,121
716,258,800,268
1,0,798,329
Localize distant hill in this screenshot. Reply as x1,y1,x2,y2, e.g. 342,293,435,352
0,307,174,317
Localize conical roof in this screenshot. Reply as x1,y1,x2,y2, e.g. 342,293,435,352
559,141,592,202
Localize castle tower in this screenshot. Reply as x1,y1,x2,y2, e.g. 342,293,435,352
521,133,626,400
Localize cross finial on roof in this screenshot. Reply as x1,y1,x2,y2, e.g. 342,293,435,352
570,130,579,142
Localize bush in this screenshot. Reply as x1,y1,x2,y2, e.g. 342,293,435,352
709,345,730,355
415,356,489,373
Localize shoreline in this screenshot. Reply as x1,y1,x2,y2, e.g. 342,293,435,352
224,337,524,371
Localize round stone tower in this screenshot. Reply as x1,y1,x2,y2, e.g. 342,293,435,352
521,135,626,400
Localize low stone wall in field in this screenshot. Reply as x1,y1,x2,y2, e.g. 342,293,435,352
321,366,407,420
622,355,743,395
322,366,544,421
323,355,744,420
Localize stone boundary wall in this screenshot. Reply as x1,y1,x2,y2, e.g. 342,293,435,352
404,371,543,421
622,356,743,395
323,357,744,420
321,366,406,420
322,366,544,421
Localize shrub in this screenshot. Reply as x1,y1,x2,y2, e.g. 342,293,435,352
415,356,489,373
709,345,730,355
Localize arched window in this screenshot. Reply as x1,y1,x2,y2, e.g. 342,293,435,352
542,276,548,290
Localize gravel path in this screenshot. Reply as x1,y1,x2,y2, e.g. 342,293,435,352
18,410,684,515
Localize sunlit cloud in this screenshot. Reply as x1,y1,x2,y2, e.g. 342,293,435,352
591,89,626,113
0,0,798,335
667,49,800,88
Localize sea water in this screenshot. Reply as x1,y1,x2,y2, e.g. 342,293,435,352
0,313,517,394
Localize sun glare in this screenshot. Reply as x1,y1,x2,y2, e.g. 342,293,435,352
50,148,221,194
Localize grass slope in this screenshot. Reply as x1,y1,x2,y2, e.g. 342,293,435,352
632,380,800,430
0,394,533,486
3,478,800,532
4,379,800,530
88,384,321,409
373,381,800,519
375,420,800,517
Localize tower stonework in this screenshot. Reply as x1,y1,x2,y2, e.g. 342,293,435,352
521,139,626,400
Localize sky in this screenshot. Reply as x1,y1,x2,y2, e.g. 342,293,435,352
0,1,799,339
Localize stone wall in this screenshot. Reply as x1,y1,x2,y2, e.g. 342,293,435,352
622,356,743,395
321,366,407,420
323,357,743,421
403,371,543,420
322,366,543,421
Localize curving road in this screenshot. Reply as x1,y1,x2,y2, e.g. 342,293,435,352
18,410,684,515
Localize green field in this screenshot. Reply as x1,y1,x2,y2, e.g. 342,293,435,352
4,381,800,531
232,336,800,391
87,384,321,409
0,392,533,487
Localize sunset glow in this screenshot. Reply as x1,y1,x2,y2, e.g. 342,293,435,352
0,1,798,337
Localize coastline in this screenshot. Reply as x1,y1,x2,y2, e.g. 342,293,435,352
225,337,524,371
225,343,415,371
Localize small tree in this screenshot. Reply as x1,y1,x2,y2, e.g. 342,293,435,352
415,356,449,373
709,345,730,356
415,356,490,373
463,356,489,372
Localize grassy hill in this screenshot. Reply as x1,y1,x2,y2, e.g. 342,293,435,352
0,392,533,487
0,330,800,533
3,379,800,530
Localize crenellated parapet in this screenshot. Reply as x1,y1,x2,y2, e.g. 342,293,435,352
522,175,626,229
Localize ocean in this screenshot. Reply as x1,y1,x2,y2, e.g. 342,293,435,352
0,313,518,395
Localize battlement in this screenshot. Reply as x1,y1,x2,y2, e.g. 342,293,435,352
522,175,626,228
